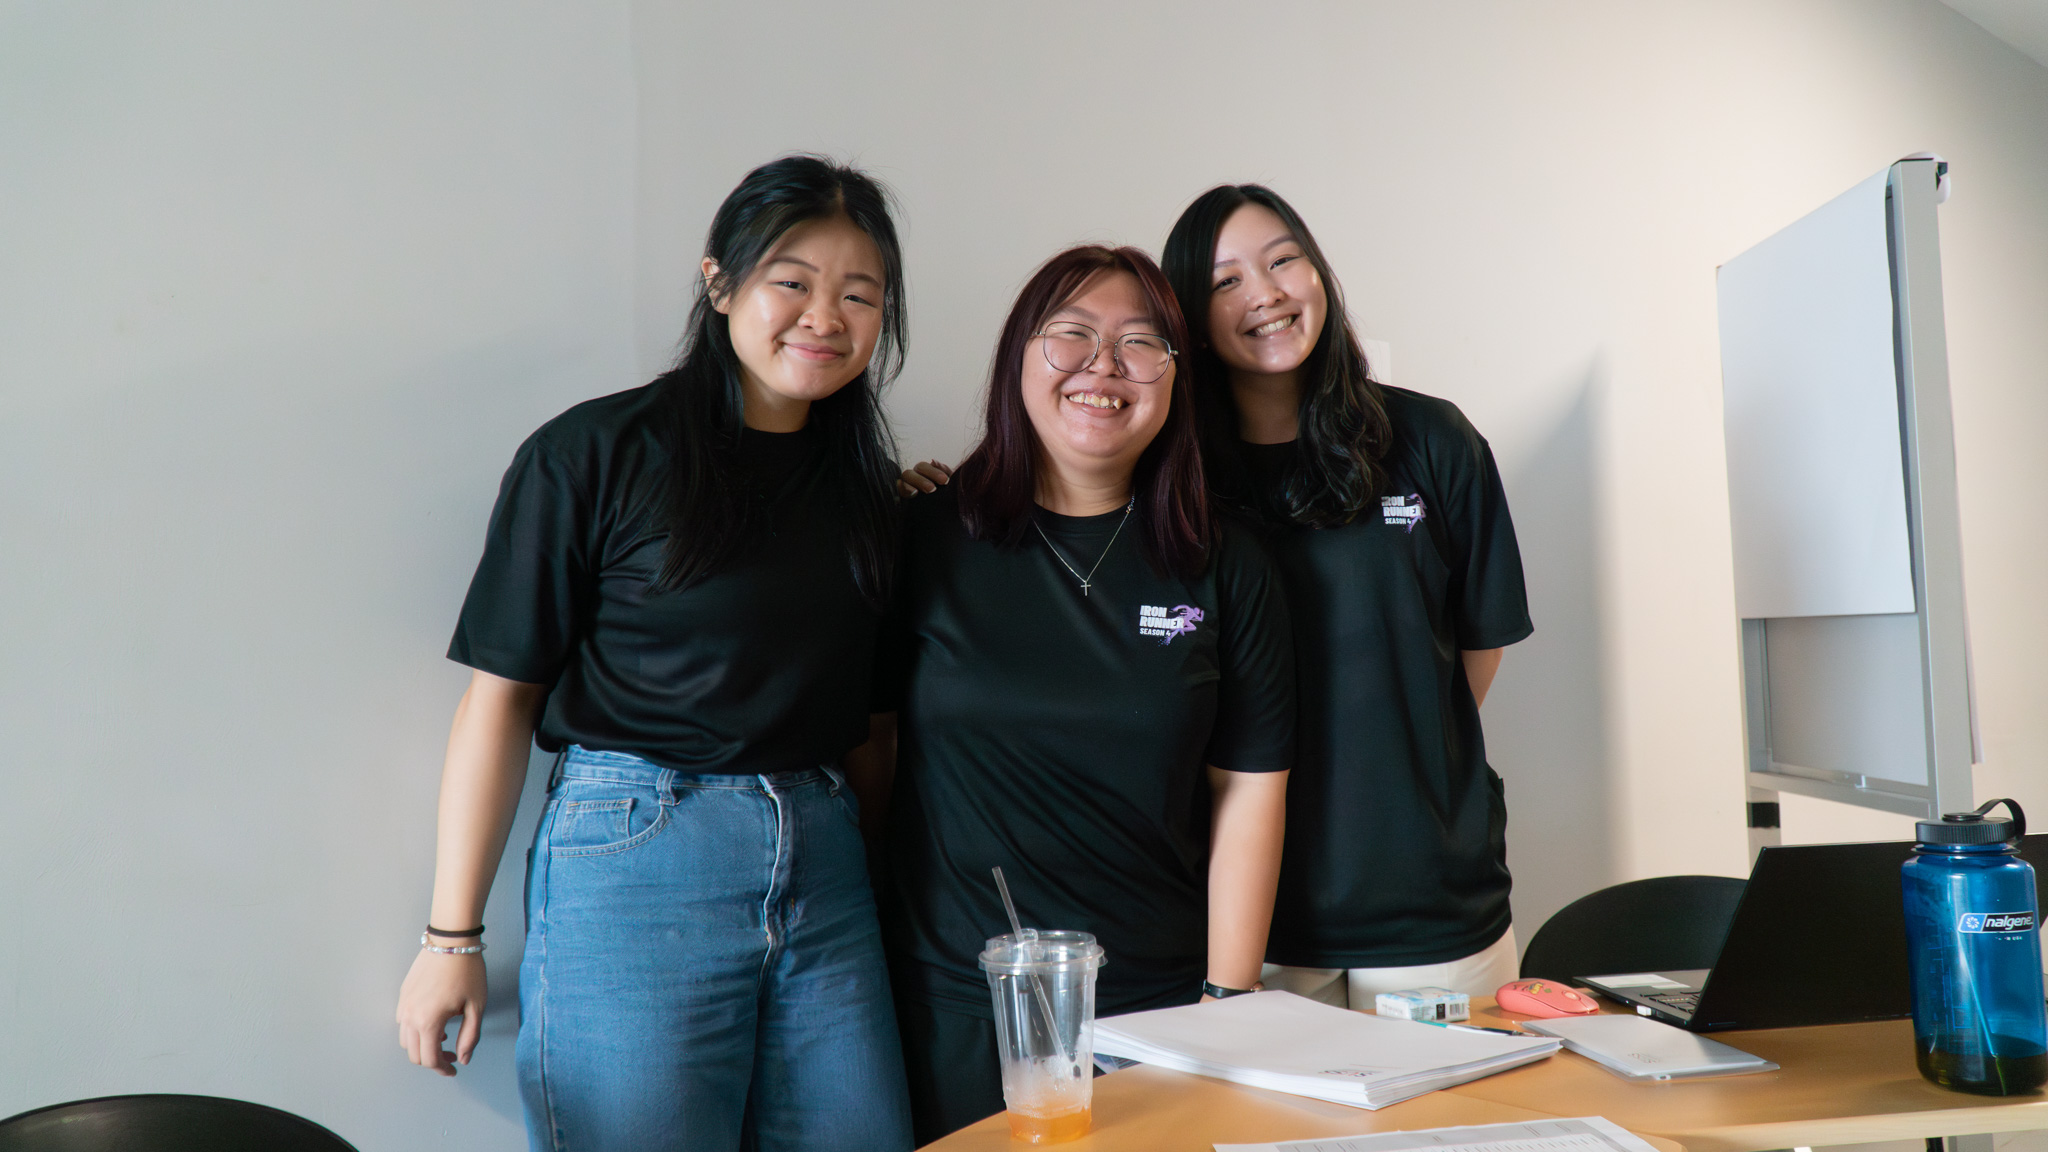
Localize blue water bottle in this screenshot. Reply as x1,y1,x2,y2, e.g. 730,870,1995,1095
1901,798,2046,1094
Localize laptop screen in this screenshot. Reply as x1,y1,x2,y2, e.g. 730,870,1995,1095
1687,834,2046,1031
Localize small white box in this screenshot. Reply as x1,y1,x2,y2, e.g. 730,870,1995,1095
1374,987,1470,1022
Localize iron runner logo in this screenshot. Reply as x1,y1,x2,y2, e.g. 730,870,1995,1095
1957,911,2036,933
1382,493,1426,532
1138,604,1203,645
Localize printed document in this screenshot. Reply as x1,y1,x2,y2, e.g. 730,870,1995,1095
1214,1114,1663,1152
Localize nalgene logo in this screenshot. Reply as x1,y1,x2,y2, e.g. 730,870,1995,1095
1957,911,2036,933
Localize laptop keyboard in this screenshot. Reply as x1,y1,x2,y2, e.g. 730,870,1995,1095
1644,991,1701,1014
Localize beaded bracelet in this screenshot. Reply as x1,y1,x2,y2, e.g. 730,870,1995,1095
420,932,486,956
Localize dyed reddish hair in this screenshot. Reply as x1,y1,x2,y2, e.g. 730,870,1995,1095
955,245,1212,579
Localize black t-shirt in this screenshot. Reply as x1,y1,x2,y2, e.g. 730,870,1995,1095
1246,386,1532,968
877,488,1295,1016
447,384,878,773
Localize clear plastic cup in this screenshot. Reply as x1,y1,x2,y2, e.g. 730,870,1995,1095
978,930,1107,1144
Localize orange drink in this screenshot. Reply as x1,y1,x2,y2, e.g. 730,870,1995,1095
1007,1103,1090,1143
980,931,1106,1148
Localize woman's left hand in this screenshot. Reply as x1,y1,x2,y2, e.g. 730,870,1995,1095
895,459,952,498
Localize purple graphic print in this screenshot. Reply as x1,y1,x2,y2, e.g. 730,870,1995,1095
1382,493,1426,534
1157,604,1203,645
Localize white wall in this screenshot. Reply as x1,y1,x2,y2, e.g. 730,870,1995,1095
4,2,2045,1147
634,0,2048,931
0,3,635,1147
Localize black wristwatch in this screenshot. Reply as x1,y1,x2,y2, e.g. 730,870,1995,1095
1202,980,1263,999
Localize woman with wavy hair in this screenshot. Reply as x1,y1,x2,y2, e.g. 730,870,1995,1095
1160,184,1532,1007
873,244,1295,1142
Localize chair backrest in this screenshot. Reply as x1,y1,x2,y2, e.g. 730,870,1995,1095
0,1095,356,1152
1518,874,1749,981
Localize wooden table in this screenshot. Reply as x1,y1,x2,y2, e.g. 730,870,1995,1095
923,998,2046,1151
1447,998,2048,1152
922,1060,1687,1152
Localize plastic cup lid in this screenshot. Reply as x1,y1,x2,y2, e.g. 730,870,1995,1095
978,930,1106,975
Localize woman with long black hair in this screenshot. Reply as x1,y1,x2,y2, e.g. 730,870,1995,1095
1159,185,1532,1006
876,245,1295,1142
394,155,913,1152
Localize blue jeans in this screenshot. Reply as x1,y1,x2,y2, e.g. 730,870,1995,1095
516,747,913,1152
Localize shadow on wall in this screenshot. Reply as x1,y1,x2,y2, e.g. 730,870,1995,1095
1487,367,1619,953
453,745,555,1124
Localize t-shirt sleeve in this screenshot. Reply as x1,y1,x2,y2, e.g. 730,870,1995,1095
446,432,595,686
1429,407,1533,651
1204,528,1297,773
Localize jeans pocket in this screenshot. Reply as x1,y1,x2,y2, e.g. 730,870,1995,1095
549,792,669,857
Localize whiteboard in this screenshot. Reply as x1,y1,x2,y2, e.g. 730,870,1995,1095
1718,170,1915,619
1763,613,1927,786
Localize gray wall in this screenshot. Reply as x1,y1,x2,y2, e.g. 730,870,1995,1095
4,2,2045,1147
1,3,635,1146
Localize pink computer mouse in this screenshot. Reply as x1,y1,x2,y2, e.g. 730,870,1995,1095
1495,979,1601,1018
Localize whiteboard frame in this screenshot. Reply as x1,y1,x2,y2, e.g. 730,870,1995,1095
1733,159,1974,821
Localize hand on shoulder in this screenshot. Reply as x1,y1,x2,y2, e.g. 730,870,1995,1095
895,459,953,498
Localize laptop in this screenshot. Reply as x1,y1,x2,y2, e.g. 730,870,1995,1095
1576,834,2047,1032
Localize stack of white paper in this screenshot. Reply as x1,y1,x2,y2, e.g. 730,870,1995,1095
1092,991,1560,1110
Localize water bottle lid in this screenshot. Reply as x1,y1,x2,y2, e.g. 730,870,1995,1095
1916,797,2026,845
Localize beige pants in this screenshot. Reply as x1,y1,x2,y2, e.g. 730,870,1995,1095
1262,926,1520,1008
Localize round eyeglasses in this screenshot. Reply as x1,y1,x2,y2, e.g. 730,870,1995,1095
1033,321,1177,384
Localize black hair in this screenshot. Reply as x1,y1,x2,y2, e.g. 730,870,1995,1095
648,154,904,605
1161,184,1390,528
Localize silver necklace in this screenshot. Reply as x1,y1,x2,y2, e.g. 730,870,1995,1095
1035,496,1136,596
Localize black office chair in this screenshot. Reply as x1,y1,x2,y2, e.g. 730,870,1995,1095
0,1094,356,1152
1519,874,1748,981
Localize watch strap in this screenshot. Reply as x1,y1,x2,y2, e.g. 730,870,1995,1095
1202,980,1262,999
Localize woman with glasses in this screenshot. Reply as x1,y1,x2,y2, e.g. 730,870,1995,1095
871,245,1295,1143
1158,186,1531,1007
393,155,913,1152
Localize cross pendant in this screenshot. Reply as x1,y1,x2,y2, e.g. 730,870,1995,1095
1080,581,1091,596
